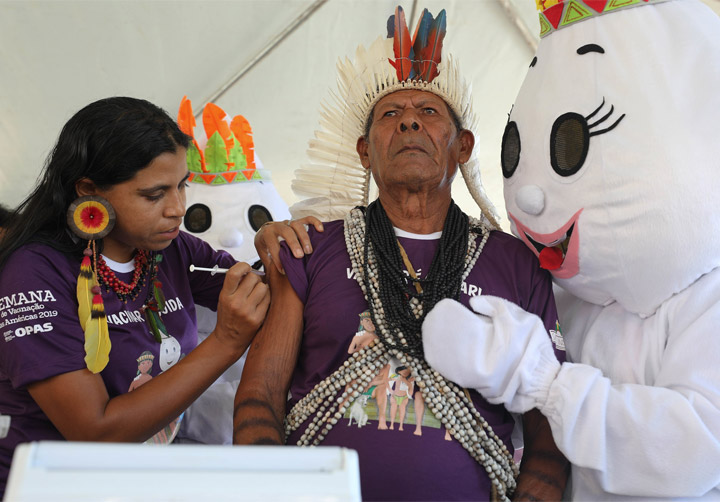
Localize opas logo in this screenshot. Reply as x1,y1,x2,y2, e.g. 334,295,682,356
14,322,54,338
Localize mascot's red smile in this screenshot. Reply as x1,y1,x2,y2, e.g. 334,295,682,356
509,209,582,279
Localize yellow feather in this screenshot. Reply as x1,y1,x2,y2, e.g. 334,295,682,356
76,256,93,331
84,297,111,373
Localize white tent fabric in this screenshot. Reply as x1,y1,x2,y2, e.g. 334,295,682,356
1,0,719,229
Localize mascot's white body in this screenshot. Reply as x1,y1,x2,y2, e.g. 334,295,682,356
175,104,291,445
423,0,720,498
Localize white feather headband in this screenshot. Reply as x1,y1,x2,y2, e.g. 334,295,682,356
290,7,500,230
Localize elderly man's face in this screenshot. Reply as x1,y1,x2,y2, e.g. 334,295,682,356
356,90,473,195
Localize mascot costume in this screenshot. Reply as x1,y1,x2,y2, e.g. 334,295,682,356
423,0,720,499
174,97,291,444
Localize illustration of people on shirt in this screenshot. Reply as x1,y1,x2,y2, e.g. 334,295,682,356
128,333,183,444
348,311,379,354
343,311,450,437
128,351,154,392
389,365,414,431
366,363,391,430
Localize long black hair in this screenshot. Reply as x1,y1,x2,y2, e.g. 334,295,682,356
0,204,14,229
0,97,190,268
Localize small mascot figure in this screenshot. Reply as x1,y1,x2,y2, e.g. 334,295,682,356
175,96,291,445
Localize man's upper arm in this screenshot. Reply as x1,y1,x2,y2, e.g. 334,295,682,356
233,270,304,445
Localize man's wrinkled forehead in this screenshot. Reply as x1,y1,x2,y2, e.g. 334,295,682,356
374,90,451,117
364,89,460,136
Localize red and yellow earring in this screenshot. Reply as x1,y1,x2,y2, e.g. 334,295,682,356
66,195,116,373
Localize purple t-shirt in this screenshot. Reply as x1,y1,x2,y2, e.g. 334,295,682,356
281,220,564,502
0,231,234,493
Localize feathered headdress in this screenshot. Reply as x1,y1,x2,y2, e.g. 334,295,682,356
178,96,271,185
290,5,500,228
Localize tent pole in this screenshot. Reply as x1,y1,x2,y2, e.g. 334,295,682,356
496,0,538,53
408,0,419,30
195,0,329,117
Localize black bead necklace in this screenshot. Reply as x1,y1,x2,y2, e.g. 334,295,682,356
363,199,470,358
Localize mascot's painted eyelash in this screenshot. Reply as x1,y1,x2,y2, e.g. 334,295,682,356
585,98,625,137
501,98,625,179
549,98,626,177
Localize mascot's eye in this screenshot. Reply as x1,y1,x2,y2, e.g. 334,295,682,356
248,205,273,232
550,113,589,176
184,203,211,233
501,121,521,178
550,98,625,177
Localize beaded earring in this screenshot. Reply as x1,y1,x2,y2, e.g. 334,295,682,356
66,195,116,373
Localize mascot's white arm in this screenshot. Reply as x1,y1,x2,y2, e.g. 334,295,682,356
423,295,720,497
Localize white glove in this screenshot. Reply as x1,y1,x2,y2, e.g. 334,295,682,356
422,295,560,413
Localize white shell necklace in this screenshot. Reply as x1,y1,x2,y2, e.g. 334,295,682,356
284,207,517,501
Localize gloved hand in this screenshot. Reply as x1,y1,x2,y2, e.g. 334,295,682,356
422,295,561,413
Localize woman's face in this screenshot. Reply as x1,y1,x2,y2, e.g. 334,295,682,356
138,359,153,374
361,317,375,332
94,149,189,262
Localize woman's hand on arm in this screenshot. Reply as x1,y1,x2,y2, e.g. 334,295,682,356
233,264,304,445
254,216,323,275
28,262,270,443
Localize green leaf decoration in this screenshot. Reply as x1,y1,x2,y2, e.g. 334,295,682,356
227,134,248,171
186,142,203,173
204,132,229,173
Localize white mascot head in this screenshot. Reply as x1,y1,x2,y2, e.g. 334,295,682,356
177,97,291,264
502,0,720,317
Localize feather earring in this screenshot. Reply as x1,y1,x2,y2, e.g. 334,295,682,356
67,195,116,373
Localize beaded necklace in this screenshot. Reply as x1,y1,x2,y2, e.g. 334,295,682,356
96,250,168,343
96,250,149,302
284,205,518,501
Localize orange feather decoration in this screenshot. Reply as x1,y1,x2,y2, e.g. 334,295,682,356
177,96,196,137
202,103,234,151
177,96,207,173
230,115,255,169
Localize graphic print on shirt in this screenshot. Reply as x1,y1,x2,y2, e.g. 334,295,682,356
343,311,451,439
0,289,59,343
159,332,182,371
128,332,185,444
106,296,186,327
347,267,483,299
549,320,565,351
128,350,154,391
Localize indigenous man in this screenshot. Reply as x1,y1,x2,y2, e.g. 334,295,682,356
234,7,568,501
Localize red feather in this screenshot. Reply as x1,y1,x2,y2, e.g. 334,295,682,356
418,10,446,82
389,6,414,81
